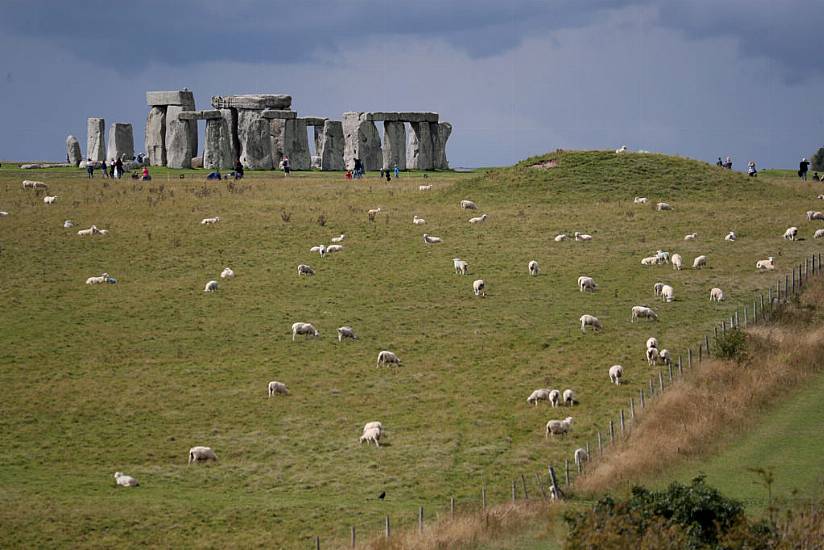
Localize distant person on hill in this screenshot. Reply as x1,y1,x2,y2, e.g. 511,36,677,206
100,159,108,178
393,163,399,178
724,156,732,170
747,161,757,177
141,166,151,181
799,157,810,180
115,158,124,179
86,158,94,178
716,157,723,167
385,168,391,182
281,155,291,175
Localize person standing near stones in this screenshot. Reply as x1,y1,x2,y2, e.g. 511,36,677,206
393,163,399,178
115,158,124,179
282,155,291,175
86,158,94,178
100,159,108,178
234,160,244,179
799,157,810,181
353,158,363,179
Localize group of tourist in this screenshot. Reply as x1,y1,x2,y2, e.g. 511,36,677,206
717,155,819,182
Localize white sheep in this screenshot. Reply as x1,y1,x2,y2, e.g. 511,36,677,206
574,448,588,467
725,231,737,241
419,184,432,191
63,220,74,228
554,234,568,242
579,314,602,333
656,202,672,211
615,145,628,153
337,326,357,342
97,228,109,236
756,257,775,270
77,225,99,236
548,389,561,408
806,211,824,221
330,234,345,243
563,389,575,406
631,306,658,322
646,337,658,350
646,346,659,366
815,229,824,239
309,245,327,257
545,417,573,438
423,233,442,244
633,197,648,204
22,180,48,190
684,233,697,241
641,256,658,266
528,260,539,276
693,255,707,269
460,200,478,210
527,389,552,406
468,214,487,224
653,282,664,296
43,195,58,204
326,244,344,253
574,232,593,241
0,211,7,217
453,258,469,275
86,272,111,285
818,194,824,200
204,280,218,292
297,264,315,276
578,276,597,292
661,284,674,302
672,254,683,271
360,426,381,447
784,226,798,241
268,381,289,397
220,267,235,279
363,421,383,434
291,322,319,341
473,279,486,297
609,365,624,385
659,349,672,366
655,250,670,264
367,208,382,218
114,472,139,487
709,287,725,302
377,350,401,367
201,216,220,225
412,215,426,225
188,446,217,464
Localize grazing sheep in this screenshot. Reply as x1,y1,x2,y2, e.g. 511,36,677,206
297,264,315,276
578,276,597,292
188,446,217,464
419,184,432,191
468,214,487,224
86,272,111,285
363,421,383,434
709,287,725,302
574,448,588,467
574,232,593,241
684,233,697,241
672,254,683,271
309,245,327,257
220,267,235,279
633,197,648,204
326,244,344,253
579,314,602,333
460,200,478,210
818,194,824,200
656,202,672,211
641,256,659,266
756,257,775,270
0,211,7,217
330,234,345,243
412,215,426,225
646,337,659,350
615,145,628,153
554,234,568,242
646,346,659,366
815,229,824,239
201,216,220,225
784,226,798,241
548,389,561,408
527,389,552,406
563,389,575,406
367,207,382,217
528,260,539,276
268,381,289,397
453,258,469,275
725,231,737,241
661,285,674,302
423,233,442,244
693,255,707,269
653,282,664,296
377,350,401,367
631,306,658,322
63,220,74,228
609,365,624,385
337,326,357,342
806,211,824,221
114,472,139,487
97,228,109,236
204,280,218,292
360,427,381,447
22,180,48,190
473,279,486,297
545,417,574,438
43,195,58,204
77,225,99,236
659,349,672,366
291,322,319,341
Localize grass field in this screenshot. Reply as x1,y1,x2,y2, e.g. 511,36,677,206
1,152,822,547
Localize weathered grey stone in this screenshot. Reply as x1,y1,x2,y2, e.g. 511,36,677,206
398,112,438,123
146,90,195,107
319,120,344,171
366,112,400,122
237,109,273,169
282,118,311,170
260,109,297,120
301,117,327,126
66,135,82,166
311,155,322,169
178,110,222,120
433,122,452,169
212,95,291,110
106,123,135,162
382,121,406,170
86,118,106,162
203,112,235,169
342,112,382,171
191,157,203,169
406,122,434,170
165,106,194,169
270,118,286,168
145,107,166,166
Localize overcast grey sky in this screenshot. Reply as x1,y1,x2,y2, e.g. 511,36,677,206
1,0,822,168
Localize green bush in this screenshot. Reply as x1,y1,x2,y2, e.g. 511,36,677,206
713,328,748,361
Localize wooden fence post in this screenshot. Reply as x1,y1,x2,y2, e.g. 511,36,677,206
450,497,455,517
630,397,635,420
735,310,739,327
512,480,517,503
698,343,702,362
385,516,391,539
521,474,529,500
721,320,726,335
786,274,789,298
705,335,710,357
315,536,320,550
419,506,424,533
548,465,563,500
351,526,356,548
668,362,673,383
688,348,692,369
678,356,683,377
564,461,570,486
482,484,487,511
620,409,625,434
658,371,664,392
640,388,645,409
609,419,615,444
744,306,748,326
597,431,603,455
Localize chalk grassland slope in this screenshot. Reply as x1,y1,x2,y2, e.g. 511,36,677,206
0,153,820,547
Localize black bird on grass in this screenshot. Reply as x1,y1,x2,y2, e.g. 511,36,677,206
378,491,386,501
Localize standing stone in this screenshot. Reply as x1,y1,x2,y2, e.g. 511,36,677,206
319,120,344,171
203,114,234,169
66,135,82,166
86,118,105,162
406,122,434,170
433,122,452,169
342,112,382,171
237,109,273,169
270,118,286,169
106,123,135,162
165,106,194,169
382,121,406,170
282,118,311,170
145,106,167,166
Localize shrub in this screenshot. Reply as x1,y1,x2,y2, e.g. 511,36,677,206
713,328,747,361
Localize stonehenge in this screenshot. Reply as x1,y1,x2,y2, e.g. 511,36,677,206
66,135,82,166
106,123,134,162
144,90,197,168
86,118,105,162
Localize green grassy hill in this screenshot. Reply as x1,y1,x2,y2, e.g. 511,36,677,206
1,153,822,547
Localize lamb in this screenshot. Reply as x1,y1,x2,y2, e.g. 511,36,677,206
574,232,593,241
460,200,478,210
784,226,798,241
43,195,58,204
579,314,602,333
423,233,442,244
97,228,109,236
659,349,672,366
363,421,383,434
806,211,824,221
656,202,672,211
631,306,658,322
684,233,697,241
453,258,469,275
77,225,99,236
22,180,48,189
325,244,344,253
367,208,382,218
201,216,220,225
816,229,824,239
291,322,319,341
661,284,674,302
468,214,487,224
188,446,217,464
646,346,659,366
330,234,345,243
548,389,561,408
563,389,575,406
473,279,486,297
574,448,588,467
268,381,289,397
220,267,235,279
633,197,648,204
646,337,658,350
528,260,539,276
297,264,315,276
114,472,139,487
671,254,683,270
63,220,74,228
419,184,432,191
615,145,628,153
337,326,357,341
527,389,552,406
554,234,568,242
578,276,597,292
545,417,573,438
655,250,670,264
360,426,381,447
609,365,624,385
376,350,401,367
86,272,111,285
204,280,218,292
412,215,426,225
725,231,737,241
641,256,659,266
653,282,664,296
692,255,707,269
709,287,725,302
756,257,775,270
309,245,327,257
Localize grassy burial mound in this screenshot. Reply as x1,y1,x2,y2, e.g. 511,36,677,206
0,152,821,546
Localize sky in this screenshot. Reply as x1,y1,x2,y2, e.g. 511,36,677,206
1,0,822,169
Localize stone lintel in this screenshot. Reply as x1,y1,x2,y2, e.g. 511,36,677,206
261,109,297,120
146,90,195,107
178,110,223,121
